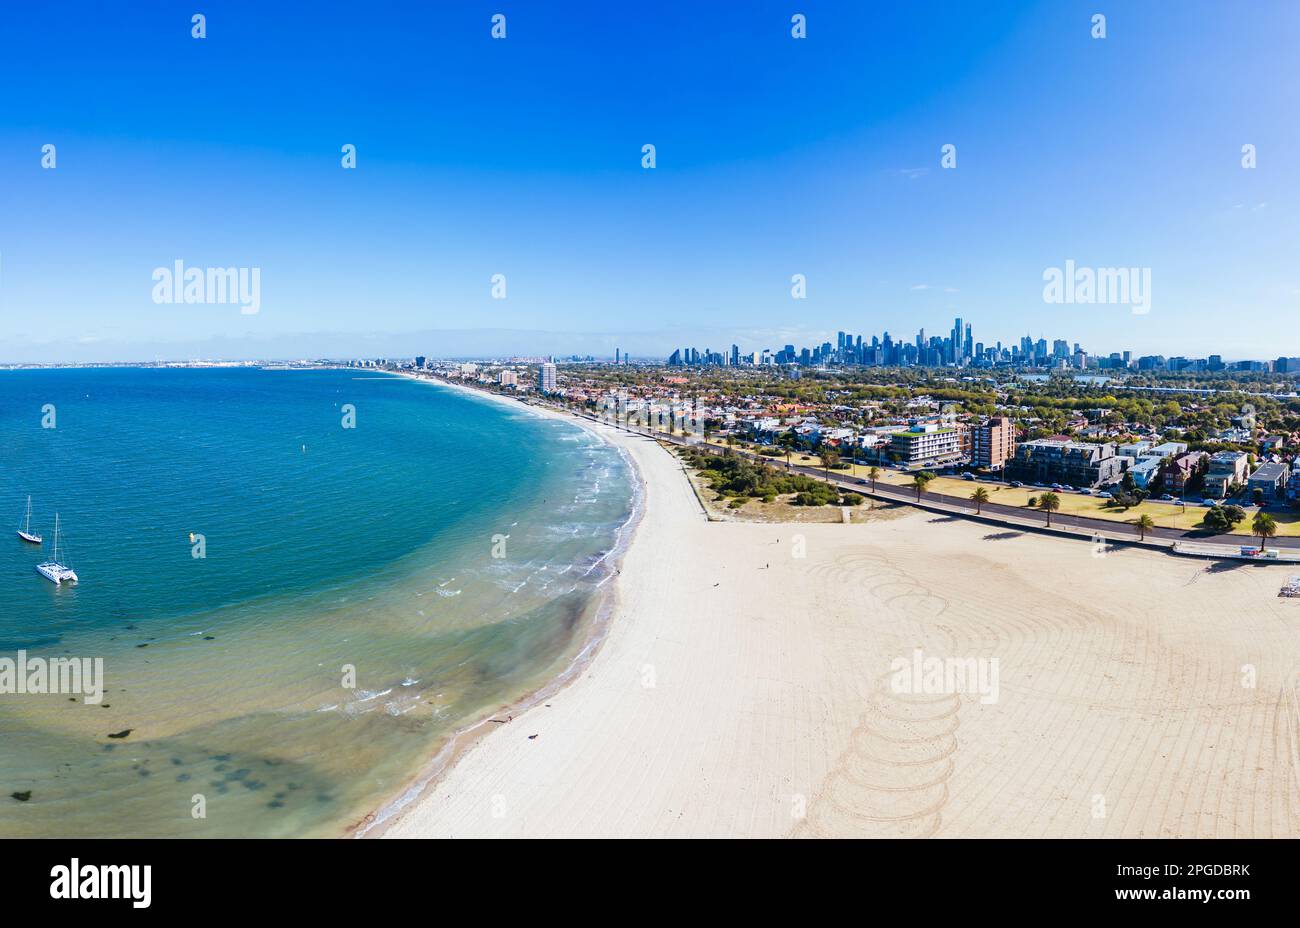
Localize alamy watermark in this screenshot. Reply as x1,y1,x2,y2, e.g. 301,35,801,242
889,648,999,704
152,260,261,315
1042,259,1150,315
50,859,150,908
0,651,105,704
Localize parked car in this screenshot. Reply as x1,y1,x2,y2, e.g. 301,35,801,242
1098,491,1112,498
1078,488,1093,495
1009,481,1023,488
962,473,975,481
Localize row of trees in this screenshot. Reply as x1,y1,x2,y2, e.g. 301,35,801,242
679,447,857,508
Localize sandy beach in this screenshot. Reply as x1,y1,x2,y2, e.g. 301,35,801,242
383,408,1300,838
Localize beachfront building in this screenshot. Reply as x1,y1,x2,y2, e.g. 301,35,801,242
1203,451,1250,498
1247,461,1290,502
537,362,557,394
1116,440,1154,460
1160,450,1207,495
971,416,1016,470
1150,441,1190,458
1287,468,1300,502
890,422,961,467
498,370,518,388
1004,439,1123,488
743,416,784,442
1128,456,1165,490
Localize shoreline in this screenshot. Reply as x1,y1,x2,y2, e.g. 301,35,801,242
352,374,648,838
376,380,1299,838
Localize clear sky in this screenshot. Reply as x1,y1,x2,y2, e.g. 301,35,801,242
1,1,1297,363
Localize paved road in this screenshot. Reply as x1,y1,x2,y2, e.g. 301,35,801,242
580,417,1296,551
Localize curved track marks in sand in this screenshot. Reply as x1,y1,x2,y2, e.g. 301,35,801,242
387,429,1299,838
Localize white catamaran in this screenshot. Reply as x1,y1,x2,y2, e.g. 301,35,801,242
36,513,78,585
17,496,42,544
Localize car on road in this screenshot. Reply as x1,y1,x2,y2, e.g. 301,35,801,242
1159,494,1174,501
1098,491,1112,498
1009,481,1022,488
856,479,867,485
962,473,975,480
1078,488,1092,495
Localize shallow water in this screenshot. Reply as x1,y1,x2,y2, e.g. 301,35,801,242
0,368,633,836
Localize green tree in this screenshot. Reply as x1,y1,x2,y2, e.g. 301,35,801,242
1253,511,1278,549
777,431,796,471
970,486,990,514
1132,513,1155,541
867,466,881,492
820,445,840,481
1038,491,1061,527
912,471,935,502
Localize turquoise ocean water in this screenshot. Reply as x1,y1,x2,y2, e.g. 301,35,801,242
0,368,634,836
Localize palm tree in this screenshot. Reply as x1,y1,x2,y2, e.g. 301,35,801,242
1132,513,1155,541
970,486,990,514
1253,511,1278,550
912,471,935,502
777,432,795,472
867,466,881,493
820,446,840,483
1038,491,1061,527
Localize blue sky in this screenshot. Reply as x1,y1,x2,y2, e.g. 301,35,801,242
1,0,1297,363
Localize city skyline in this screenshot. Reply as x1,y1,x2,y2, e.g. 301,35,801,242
662,313,1293,372
3,1,1300,364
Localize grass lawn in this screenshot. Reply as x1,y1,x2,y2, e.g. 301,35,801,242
651,431,1299,538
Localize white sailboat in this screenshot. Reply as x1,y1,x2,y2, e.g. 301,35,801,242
16,496,42,544
36,513,77,584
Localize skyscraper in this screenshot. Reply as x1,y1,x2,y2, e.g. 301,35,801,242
538,362,557,393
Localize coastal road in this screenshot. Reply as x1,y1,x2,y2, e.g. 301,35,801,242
426,379,1291,554
584,418,1298,552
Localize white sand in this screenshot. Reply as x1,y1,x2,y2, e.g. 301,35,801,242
384,418,1300,838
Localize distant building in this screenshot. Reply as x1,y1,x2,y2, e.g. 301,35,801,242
972,416,1017,470
499,370,518,388
537,362,557,394
890,422,961,467
1004,440,1123,488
